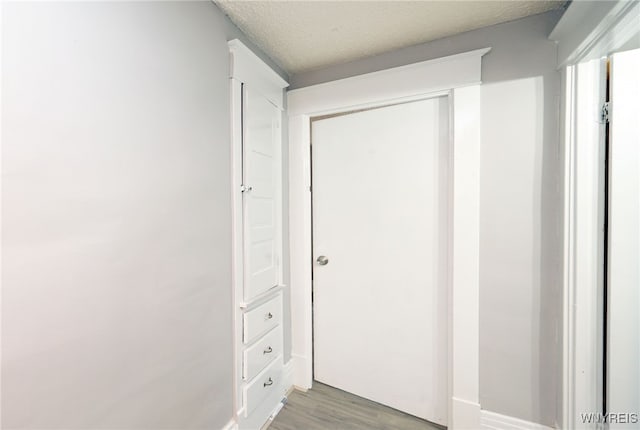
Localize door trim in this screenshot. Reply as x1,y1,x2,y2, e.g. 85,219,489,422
550,3,640,427
288,48,489,429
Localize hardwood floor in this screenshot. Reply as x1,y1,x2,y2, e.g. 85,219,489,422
267,382,445,430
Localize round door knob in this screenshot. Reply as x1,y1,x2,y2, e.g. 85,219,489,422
316,255,329,266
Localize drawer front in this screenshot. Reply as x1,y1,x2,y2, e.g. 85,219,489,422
243,326,282,380
243,294,282,344
243,357,283,416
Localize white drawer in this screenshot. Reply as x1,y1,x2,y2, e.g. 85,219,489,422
243,356,283,417
243,326,282,381
243,294,282,344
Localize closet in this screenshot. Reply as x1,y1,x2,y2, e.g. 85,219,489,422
229,40,289,429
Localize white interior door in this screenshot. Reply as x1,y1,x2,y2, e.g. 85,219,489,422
607,48,640,428
312,97,449,425
243,86,280,301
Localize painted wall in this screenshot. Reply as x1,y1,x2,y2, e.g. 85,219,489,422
290,11,564,427
1,2,286,429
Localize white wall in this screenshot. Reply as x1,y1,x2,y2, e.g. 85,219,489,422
1,2,286,429
289,11,564,427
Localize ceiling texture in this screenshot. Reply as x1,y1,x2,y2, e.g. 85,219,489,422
215,0,566,76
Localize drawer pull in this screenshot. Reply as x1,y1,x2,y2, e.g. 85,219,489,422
263,346,273,354
264,377,274,387
265,312,273,320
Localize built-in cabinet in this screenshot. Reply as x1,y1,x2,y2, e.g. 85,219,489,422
229,39,290,429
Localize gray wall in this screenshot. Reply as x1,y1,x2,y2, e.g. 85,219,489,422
290,11,564,427
1,2,286,429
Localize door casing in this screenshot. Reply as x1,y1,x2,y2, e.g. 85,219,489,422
288,48,489,429
550,2,640,427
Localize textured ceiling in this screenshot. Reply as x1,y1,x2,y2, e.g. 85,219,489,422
216,0,565,75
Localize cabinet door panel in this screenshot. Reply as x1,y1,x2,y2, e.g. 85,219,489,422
243,87,280,300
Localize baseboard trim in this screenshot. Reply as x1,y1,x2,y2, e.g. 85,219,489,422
221,418,238,430
481,410,554,430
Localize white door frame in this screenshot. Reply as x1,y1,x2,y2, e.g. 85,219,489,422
288,47,490,429
550,2,640,428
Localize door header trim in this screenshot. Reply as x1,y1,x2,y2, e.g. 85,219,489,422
288,48,490,116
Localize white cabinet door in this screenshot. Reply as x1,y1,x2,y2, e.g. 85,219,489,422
312,97,449,425
243,86,280,301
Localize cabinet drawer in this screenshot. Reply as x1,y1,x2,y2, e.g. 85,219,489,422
243,326,282,381
243,294,282,344
243,357,283,417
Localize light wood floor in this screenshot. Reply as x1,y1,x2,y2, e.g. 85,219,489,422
267,382,445,430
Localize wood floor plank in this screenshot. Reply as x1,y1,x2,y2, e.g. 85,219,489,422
267,382,445,430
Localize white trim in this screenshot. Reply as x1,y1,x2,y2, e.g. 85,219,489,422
481,410,554,430
0,1,4,426
449,85,481,429
221,418,238,430
282,359,294,397
561,58,607,430
288,48,490,116
230,76,244,418
550,0,640,67
451,397,482,430
288,48,488,429
290,353,312,391
288,115,313,391
228,39,288,109
561,65,577,430
553,2,640,427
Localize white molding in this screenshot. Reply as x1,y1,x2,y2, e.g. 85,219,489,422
550,0,640,66
228,39,288,109
561,65,576,430
451,397,482,430
221,418,238,430
561,59,607,430
554,3,640,427
0,1,3,426
290,353,312,390
230,76,244,417
288,48,488,429
282,359,294,396
288,48,490,116
449,86,481,427
481,410,554,430
288,114,313,391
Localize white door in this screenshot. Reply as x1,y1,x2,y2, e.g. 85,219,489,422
607,48,640,428
312,97,449,425
243,86,280,301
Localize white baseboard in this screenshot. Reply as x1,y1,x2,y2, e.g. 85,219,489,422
450,397,482,429
481,410,554,430
221,418,238,430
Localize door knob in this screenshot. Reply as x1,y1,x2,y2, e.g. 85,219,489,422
316,255,329,266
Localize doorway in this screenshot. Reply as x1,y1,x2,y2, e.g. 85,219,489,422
288,48,487,428
310,97,449,426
